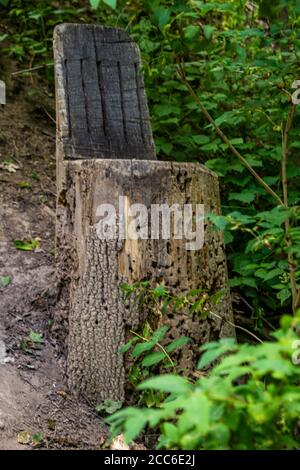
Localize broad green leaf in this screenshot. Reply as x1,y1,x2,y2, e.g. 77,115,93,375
277,288,291,305
138,375,193,394
89,0,101,9
192,135,210,145
141,351,166,367
165,337,191,353
204,25,215,40
124,414,147,443
153,7,171,30
198,340,237,369
96,399,122,415
103,0,117,8
132,341,155,358
14,238,40,251
152,325,169,343
1,275,11,288
184,25,200,41
29,330,42,343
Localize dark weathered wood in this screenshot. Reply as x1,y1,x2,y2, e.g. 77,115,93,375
54,24,234,404
54,24,156,160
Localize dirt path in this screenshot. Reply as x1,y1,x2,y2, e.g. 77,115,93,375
0,65,103,449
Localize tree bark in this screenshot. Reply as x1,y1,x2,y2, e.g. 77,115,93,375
56,159,234,403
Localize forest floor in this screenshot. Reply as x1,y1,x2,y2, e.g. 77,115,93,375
0,59,104,450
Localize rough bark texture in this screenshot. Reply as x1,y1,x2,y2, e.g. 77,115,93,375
54,23,234,404
53,24,156,161
56,159,234,403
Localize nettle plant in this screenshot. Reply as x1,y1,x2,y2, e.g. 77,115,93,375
119,281,224,407
90,0,300,317
2,0,300,316
108,312,300,450
128,0,300,318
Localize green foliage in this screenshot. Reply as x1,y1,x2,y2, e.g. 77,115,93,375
1,275,11,287
2,0,300,316
96,399,123,415
107,312,300,450
90,0,117,10
13,238,40,251
29,330,43,343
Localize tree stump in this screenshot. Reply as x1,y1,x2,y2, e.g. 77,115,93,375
54,24,234,403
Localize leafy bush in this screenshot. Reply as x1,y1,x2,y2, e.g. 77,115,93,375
1,0,300,318
107,312,300,450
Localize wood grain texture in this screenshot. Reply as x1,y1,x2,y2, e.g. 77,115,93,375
56,159,234,403
54,24,156,160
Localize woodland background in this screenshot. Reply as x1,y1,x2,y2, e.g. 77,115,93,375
1,0,300,450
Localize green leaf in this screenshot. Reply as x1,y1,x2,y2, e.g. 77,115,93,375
14,239,40,251
124,414,147,443
118,337,138,355
138,375,193,394
192,135,210,145
1,275,11,288
96,399,122,415
277,288,291,305
198,338,237,369
153,7,171,30
152,325,169,343
207,214,228,231
153,285,168,297
184,25,200,41
132,341,155,358
165,337,191,353
89,0,101,9
228,191,255,203
29,331,43,344
103,0,117,8
203,25,215,40
153,104,181,117
141,351,166,367
264,268,282,281
32,433,42,443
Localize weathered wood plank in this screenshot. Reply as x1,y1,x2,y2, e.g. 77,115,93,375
54,24,156,160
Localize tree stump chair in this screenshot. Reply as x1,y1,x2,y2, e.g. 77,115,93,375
54,24,234,403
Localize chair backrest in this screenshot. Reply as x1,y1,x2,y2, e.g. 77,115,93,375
54,24,156,160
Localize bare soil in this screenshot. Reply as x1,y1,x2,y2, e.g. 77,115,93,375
0,61,104,450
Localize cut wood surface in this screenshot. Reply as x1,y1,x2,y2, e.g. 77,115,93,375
56,159,234,402
54,23,234,403
54,24,156,161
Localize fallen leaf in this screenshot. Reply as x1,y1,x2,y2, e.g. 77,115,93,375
110,434,130,450
17,431,30,445
1,275,11,288
0,162,20,173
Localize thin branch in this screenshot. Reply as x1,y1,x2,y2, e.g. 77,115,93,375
177,62,284,206
129,330,175,368
11,63,53,76
209,311,263,344
282,104,298,312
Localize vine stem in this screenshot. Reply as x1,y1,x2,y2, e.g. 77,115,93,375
129,330,175,369
282,104,298,312
209,311,263,344
178,62,299,313
177,62,283,206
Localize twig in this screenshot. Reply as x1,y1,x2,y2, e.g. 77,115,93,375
41,106,56,125
11,63,53,76
281,104,298,312
177,62,284,206
209,311,263,343
130,330,175,368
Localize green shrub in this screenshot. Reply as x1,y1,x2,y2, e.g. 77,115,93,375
107,312,300,450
